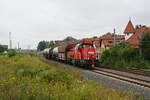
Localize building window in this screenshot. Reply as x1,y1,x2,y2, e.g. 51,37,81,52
108,41,113,43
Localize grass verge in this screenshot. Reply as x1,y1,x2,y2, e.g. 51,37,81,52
0,54,144,100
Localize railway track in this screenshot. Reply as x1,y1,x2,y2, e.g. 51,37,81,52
90,67,150,88
99,65,150,77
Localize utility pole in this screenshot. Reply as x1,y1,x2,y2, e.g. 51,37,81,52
9,32,12,49
113,28,116,45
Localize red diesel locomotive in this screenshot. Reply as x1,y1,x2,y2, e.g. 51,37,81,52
43,41,98,69
67,43,98,67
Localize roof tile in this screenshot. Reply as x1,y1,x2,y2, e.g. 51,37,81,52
124,20,136,34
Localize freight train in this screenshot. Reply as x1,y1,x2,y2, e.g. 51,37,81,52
43,41,98,69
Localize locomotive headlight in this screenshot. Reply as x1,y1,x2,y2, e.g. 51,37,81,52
92,55,95,59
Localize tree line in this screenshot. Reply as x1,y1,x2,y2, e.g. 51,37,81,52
37,36,77,51
37,41,54,51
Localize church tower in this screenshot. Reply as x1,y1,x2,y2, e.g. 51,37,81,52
124,20,136,40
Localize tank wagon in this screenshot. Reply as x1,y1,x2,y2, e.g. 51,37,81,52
43,41,98,69
52,47,58,60
43,48,51,59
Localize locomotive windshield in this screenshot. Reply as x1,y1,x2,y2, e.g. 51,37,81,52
75,43,93,50
83,45,92,48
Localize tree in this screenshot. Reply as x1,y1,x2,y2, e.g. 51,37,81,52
105,32,111,35
37,41,47,51
139,29,150,60
63,36,76,41
0,45,5,53
47,41,54,48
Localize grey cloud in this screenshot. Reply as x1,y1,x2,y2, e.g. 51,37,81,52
0,0,150,49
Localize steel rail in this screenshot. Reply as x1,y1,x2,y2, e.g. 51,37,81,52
94,67,150,83
90,69,150,88
99,65,150,77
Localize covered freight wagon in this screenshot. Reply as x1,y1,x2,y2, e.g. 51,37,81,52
58,41,75,61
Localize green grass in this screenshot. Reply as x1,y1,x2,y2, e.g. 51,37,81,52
0,54,144,100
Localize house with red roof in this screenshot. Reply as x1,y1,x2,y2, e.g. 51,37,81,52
99,34,125,53
124,20,150,48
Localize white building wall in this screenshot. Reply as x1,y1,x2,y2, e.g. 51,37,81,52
125,33,133,40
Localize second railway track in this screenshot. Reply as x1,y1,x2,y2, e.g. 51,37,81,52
90,67,150,88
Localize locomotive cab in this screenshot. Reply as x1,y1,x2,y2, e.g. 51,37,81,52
74,43,98,68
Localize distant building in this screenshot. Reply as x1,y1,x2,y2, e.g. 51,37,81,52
124,20,136,40
124,20,150,48
99,34,125,53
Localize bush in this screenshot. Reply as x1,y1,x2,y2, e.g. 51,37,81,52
0,45,5,53
28,52,36,57
139,29,150,61
8,50,17,57
100,43,150,69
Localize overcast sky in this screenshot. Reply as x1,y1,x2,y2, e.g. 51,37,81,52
0,0,150,49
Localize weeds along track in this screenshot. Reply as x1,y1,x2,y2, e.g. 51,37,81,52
39,55,150,88
91,67,150,88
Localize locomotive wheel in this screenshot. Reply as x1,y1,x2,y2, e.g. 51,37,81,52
72,59,77,66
